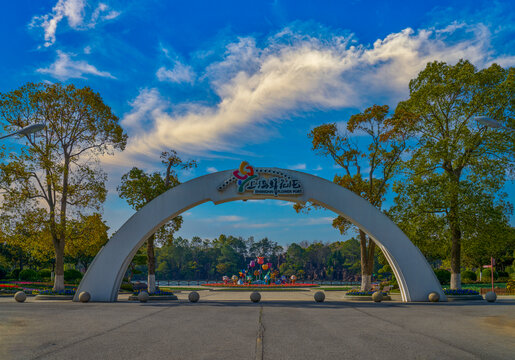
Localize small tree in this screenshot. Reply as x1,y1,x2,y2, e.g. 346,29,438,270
304,105,408,290
0,83,126,290
118,150,196,292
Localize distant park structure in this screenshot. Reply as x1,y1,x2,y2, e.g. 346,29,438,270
75,162,446,302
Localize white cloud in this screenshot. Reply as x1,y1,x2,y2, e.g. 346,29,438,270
303,217,334,225
156,62,196,84
233,222,276,229
30,0,120,47
37,50,115,80
91,3,120,22
215,215,245,222
288,163,307,170
313,165,323,171
104,23,502,166
206,167,218,173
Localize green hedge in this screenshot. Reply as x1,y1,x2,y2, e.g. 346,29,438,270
120,282,134,292
19,269,39,281
0,266,8,280
481,269,498,280
434,269,451,285
9,269,21,280
461,270,477,283
38,269,52,280
64,269,83,282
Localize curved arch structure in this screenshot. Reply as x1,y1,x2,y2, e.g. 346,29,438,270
74,168,446,302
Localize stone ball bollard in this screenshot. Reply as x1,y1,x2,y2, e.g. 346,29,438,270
138,291,150,303
485,291,497,302
428,292,440,302
250,292,261,303
14,291,27,303
314,291,325,303
78,292,91,303
372,291,383,302
188,291,200,303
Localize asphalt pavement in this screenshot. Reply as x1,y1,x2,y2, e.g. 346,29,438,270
1,291,514,360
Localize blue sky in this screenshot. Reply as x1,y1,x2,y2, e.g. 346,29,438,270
1,0,514,245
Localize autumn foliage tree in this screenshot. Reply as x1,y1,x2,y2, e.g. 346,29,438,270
304,105,408,290
0,83,126,290
118,150,196,292
65,213,109,270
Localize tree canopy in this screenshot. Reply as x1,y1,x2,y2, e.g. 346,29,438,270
390,60,515,288
0,82,126,290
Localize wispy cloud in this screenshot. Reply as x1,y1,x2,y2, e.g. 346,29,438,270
30,0,120,47
215,215,245,222
303,217,334,225
288,163,307,170
156,61,196,84
104,22,503,166
37,50,115,80
233,222,276,229
206,167,218,173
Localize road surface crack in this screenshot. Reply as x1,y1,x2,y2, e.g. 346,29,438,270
255,305,264,360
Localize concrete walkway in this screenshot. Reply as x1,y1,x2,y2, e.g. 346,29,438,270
1,291,514,359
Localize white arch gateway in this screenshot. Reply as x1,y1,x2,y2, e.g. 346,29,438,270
74,164,446,302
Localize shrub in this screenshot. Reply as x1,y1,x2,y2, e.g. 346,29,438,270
481,269,498,281
64,269,83,282
434,269,451,284
0,266,8,280
19,269,40,281
497,271,509,278
506,280,515,292
38,269,52,280
9,269,21,280
461,270,477,283
120,282,134,292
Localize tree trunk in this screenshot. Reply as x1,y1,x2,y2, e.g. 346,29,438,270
448,178,462,290
359,230,376,291
449,214,462,289
53,154,70,292
147,234,156,293
53,239,65,291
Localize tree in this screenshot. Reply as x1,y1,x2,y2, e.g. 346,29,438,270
0,209,54,269
0,83,126,290
305,105,408,290
390,60,515,288
118,150,196,292
65,213,109,270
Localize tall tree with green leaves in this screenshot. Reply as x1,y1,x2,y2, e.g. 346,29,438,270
118,150,196,292
65,213,109,270
304,105,408,290
390,60,515,288
0,83,127,290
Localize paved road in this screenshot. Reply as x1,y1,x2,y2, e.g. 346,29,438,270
1,291,514,359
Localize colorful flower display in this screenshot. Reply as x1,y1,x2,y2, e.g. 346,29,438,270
210,256,310,287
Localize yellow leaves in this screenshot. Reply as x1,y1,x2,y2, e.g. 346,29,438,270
347,104,389,133
65,213,108,259
309,123,337,151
